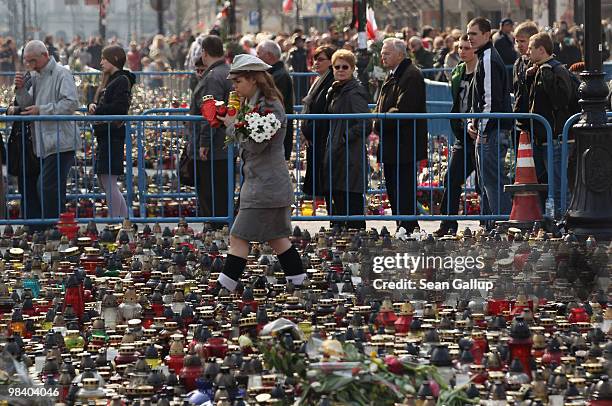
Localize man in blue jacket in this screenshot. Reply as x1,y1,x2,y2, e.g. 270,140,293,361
467,17,513,226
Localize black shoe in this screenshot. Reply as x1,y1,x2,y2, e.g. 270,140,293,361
398,221,420,233
434,221,458,237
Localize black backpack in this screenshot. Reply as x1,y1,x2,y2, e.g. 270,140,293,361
549,59,582,115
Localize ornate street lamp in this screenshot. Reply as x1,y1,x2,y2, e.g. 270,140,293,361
565,0,612,239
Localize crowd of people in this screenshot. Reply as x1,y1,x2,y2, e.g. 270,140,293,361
0,15,611,242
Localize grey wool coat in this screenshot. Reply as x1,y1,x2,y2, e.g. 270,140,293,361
322,77,371,193
228,91,293,209
188,60,233,160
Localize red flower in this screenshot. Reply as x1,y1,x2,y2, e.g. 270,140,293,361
384,355,404,375
235,121,246,129
263,108,273,114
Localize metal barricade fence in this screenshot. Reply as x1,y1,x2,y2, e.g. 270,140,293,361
0,114,235,225
289,112,553,223
560,111,612,214
0,71,194,110
0,112,552,226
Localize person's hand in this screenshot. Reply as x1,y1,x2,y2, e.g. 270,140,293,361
21,105,39,115
199,147,209,160
88,103,97,114
467,121,478,140
14,72,24,89
217,113,236,128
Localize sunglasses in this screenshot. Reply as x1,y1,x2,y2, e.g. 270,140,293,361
333,64,350,70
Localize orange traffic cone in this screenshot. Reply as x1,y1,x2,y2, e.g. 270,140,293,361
503,131,548,228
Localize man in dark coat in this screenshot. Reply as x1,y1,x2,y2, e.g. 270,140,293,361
493,18,518,66
257,40,295,160
375,38,428,232
287,34,309,102
189,35,233,226
467,17,513,222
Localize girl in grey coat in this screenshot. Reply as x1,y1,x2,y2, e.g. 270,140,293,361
215,54,306,292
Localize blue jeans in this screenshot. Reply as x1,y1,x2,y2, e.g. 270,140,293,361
533,140,567,218
475,130,512,218
34,151,75,230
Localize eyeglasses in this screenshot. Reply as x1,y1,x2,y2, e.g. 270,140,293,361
333,64,350,70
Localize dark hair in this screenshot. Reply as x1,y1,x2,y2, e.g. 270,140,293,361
313,46,334,61
422,26,434,38
94,45,127,103
195,57,205,68
468,17,492,34
460,34,469,42
201,35,224,58
530,32,554,55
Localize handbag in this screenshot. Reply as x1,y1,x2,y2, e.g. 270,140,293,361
7,118,39,178
178,145,195,187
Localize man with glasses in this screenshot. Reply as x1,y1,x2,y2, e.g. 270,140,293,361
14,40,79,230
466,17,513,229
374,37,427,233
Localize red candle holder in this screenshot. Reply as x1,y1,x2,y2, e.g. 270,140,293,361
57,212,79,241
486,299,510,316
203,336,228,359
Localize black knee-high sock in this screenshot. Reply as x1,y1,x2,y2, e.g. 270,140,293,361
218,254,247,291
277,246,306,284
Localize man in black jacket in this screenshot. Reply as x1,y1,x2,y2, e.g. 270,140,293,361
257,39,295,160
190,35,233,226
375,38,428,232
467,17,513,223
512,22,539,140
287,34,309,102
527,32,573,218
493,18,518,66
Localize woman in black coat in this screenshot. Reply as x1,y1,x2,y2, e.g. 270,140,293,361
88,45,135,218
300,46,334,199
322,49,371,230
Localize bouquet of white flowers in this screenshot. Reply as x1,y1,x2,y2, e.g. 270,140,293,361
225,103,282,145
244,111,281,143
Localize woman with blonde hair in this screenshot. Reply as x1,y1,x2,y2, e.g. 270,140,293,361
87,45,135,218
322,49,370,230
148,34,171,65
214,54,306,293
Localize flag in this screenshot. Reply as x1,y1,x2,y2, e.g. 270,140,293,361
283,0,293,13
366,6,377,40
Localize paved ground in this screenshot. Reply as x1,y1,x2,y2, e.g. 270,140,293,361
289,220,481,236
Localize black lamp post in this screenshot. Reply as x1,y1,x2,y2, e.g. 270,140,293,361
565,0,612,239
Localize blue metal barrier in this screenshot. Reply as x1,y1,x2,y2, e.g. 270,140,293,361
604,61,612,80
289,112,553,223
0,115,234,225
560,111,612,214
0,112,553,227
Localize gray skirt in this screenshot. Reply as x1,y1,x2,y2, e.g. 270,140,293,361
230,207,292,242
